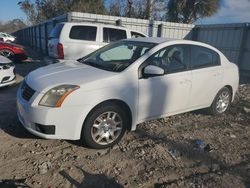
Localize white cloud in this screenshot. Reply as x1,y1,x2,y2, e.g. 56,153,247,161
197,0,250,24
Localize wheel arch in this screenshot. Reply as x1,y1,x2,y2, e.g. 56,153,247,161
0,48,15,57
82,99,133,132
224,85,233,101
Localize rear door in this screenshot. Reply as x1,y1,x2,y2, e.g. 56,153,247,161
48,23,64,58
62,25,100,60
189,45,222,108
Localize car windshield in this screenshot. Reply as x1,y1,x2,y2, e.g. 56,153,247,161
78,41,156,72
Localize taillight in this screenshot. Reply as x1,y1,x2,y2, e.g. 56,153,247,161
57,43,64,59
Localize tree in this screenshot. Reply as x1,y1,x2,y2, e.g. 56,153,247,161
0,19,27,33
167,0,220,23
18,0,106,25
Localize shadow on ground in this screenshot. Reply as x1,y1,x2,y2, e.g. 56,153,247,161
60,166,123,188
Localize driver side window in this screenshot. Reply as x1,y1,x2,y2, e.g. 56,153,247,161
146,45,189,74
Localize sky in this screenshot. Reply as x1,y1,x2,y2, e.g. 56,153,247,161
196,0,250,24
0,0,27,22
0,0,250,25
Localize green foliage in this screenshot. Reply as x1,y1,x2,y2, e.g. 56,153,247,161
108,0,164,19
18,0,220,24
167,0,220,23
18,0,107,24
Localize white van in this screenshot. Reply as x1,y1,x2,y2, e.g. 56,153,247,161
48,22,147,60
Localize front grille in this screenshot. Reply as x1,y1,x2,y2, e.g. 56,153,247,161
21,81,35,101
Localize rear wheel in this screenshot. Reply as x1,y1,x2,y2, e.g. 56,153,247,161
208,87,232,116
82,104,128,149
0,49,14,60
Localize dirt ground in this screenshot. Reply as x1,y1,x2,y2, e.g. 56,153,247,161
0,47,249,188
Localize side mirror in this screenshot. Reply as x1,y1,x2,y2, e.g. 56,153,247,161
143,65,164,77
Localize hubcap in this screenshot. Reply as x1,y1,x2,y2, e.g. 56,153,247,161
216,91,230,113
91,111,122,145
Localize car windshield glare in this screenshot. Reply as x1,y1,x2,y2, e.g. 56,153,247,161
79,41,156,72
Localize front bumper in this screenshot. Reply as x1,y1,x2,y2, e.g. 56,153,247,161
16,86,87,140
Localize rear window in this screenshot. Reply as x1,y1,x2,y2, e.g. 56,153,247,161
49,24,64,39
69,26,97,41
103,28,127,43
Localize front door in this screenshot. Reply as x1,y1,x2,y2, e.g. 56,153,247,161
138,44,192,121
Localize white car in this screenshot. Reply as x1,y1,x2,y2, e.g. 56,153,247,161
0,55,16,87
17,38,239,149
0,32,15,43
48,22,147,60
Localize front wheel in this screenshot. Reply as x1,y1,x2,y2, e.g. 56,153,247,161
81,104,128,149
208,87,232,116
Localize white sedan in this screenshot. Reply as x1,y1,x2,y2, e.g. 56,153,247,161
0,55,16,87
0,32,15,43
17,38,239,148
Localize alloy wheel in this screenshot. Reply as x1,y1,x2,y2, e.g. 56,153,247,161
91,111,123,145
216,90,230,113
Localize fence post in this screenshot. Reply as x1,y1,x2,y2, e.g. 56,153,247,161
35,26,38,49
192,27,199,41
238,23,249,70
31,27,34,48
148,20,154,37
45,22,48,55
157,24,163,37
39,24,42,52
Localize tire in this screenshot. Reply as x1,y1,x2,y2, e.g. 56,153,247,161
0,49,15,60
81,103,128,149
208,87,232,116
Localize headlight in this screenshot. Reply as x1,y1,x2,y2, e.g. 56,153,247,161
39,85,80,107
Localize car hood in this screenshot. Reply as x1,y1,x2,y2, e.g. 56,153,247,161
26,61,118,93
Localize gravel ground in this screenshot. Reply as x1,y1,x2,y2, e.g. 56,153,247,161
0,47,249,188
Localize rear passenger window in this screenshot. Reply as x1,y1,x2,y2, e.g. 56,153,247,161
103,28,127,43
191,46,220,69
69,26,97,41
131,31,146,38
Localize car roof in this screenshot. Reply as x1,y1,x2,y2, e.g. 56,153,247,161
124,37,220,52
